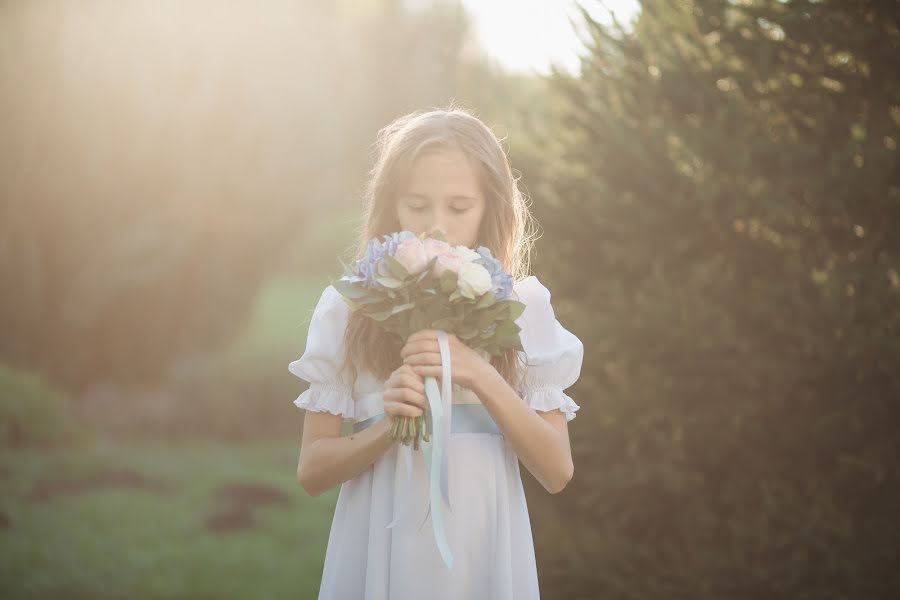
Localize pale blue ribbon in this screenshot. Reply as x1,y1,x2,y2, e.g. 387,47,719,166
423,329,454,570
351,404,501,435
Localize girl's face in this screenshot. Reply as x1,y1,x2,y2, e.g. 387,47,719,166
394,148,486,248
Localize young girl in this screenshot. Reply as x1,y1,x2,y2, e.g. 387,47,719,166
289,106,584,599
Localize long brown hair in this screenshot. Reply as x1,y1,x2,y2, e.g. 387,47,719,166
338,103,539,397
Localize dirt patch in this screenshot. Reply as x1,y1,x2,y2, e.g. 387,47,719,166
205,482,291,532
27,468,174,502
0,511,10,529
205,505,257,531
215,482,290,506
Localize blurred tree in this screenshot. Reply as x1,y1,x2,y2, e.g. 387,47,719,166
0,0,493,398
517,0,900,597
0,0,354,392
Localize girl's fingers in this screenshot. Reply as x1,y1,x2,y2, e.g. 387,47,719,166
384,386,427,411
386,403,423,418
390,364,419,384
411,365,443,380
406,329,436,343
403,351,442,366
400,339,438,359
403,387,428,409
396,371,425,394
386,398,424,418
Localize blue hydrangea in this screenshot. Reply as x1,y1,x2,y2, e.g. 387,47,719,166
355,231,418,289
381,230,417,255
475,246,513,299
356,238,387,289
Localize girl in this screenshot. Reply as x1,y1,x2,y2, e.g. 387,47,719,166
289,106,584,599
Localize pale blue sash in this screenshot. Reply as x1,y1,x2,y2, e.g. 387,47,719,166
352,403,501,435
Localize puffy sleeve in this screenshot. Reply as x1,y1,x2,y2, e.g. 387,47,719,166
514,276,584,422
287,284,355,419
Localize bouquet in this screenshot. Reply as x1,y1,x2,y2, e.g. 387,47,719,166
332,230,525,449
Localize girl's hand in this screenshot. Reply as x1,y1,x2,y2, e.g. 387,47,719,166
401,329,491,391
383,364,428,421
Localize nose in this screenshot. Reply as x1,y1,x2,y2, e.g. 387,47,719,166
429,224,447,240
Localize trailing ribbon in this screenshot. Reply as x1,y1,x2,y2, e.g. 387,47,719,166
422,330,454,570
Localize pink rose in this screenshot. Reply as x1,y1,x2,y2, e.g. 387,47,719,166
433,252,462,277
424,238,453,260
393,237,428,275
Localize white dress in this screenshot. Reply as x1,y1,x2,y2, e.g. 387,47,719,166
289,275,584,600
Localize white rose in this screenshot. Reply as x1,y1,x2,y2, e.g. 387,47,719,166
456,262,492,299
453,245,481,263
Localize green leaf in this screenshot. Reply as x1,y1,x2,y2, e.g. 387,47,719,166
482,303,507,323
458,325,479,340
505,300,526,321
495,319,522,337
332,279,369,299
431,317,456,331
391,302,416,315
384,255,410,280
376,276,403,289
417,257,438,285
475,311,496,331
475,291,496,309
409,310,428,334
366,309,395,322
440,270,458,293
354,295,384,306
338,257,356,277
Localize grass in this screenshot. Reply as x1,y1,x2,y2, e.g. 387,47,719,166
0,437,339,600
0,267,352,598
229,273,332,358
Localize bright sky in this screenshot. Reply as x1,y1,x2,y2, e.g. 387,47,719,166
459,0,641,75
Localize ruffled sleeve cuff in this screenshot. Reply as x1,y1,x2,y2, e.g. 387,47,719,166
292,381,355,419
287,285,355,420
522,385,581,422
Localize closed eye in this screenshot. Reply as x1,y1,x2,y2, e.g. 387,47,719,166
407,206,469,214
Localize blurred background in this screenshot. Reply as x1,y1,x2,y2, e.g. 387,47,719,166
1,0,898,598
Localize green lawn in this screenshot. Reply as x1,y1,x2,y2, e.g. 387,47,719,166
231,274,332,358
0,437,338,600
0,248,353,598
